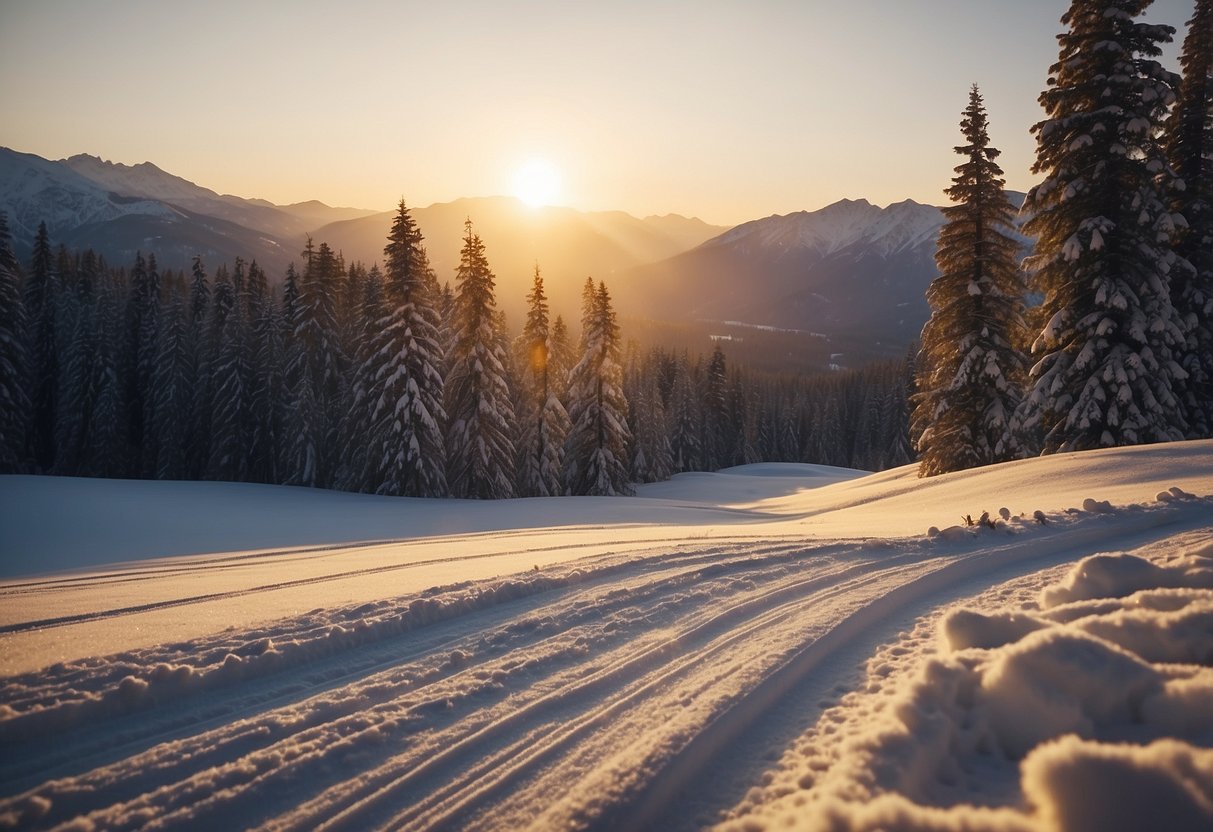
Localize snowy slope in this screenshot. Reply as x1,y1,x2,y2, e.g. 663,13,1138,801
0,442,1210,830
62,153,308,238
0,147,179,245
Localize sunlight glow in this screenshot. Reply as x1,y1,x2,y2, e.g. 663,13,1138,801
513,158,561,207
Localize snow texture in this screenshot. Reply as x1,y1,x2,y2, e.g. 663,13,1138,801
0,441,1210,830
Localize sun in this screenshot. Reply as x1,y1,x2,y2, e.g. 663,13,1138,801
513,158,562,207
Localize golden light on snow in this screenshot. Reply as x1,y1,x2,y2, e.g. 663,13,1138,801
513,158,562,207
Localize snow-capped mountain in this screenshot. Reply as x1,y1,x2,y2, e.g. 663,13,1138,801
709,197,944,259
0,148,378,275
617,196,1029,363
0,148,181,247
62,154,375,238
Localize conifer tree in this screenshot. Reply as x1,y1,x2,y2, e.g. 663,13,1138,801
76,276,126,477
626,355,673,483
207,276,251,482
286,240,345,486
23,221,58,470
0,213,30,471
702,345,729,469
340,265,385,490
445,220,516,498
125,252,161,475
1166,0,1213,436
516,266,570,496
245,263,283,484
564,281,632,495
912,85,1028,475
1019,0,1189,452
359,200,448,496
668,356,703,472
186,257,211,477
149,293,194,479
548,314,574,401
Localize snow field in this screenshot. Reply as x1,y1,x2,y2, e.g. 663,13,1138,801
0,443,1210,829
720,527,1213,832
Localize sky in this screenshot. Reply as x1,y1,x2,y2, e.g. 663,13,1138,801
0,0,1197,226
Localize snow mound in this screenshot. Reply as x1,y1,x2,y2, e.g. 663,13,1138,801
722,533,1213,831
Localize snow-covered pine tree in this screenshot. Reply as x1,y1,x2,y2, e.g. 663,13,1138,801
912,85,1029,476
668,355,703,472
149,292,194,479
1166,0,1213,437
77,275,126,477
338,265,385,491
285,240,346,487
548,314,574,402
1019,0,1189,453
206,264,250,481
245,262,283,484
880,357,916,469
728,372,762,467
359,200,448,496
23,221,58,471
125,252,161,476
625,352,673,483
0,213,30,472
701,345,729,469
186,257,211,477
516,266,570,496
189,256,209,328
564,281,633,495
445,220,516,499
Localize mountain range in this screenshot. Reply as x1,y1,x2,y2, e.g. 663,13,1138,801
0,146,1005,365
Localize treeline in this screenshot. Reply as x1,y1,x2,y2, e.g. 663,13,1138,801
0,204,913,495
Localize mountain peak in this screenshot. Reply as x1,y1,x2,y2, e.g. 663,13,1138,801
708,197,942,257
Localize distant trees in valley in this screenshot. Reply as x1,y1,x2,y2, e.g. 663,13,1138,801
0,205,915,493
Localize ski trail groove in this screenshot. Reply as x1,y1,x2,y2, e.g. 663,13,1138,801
3,501,1207,832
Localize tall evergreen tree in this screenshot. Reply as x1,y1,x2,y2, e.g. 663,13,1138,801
186,257,212,477
548,314,574,402
668,355,703,472
626,352,674,483
1019,0,1189,453
359,200,448,496
149,293,194,479
912,85,1029,475
340,265,385,491
0,213,30,471
516,266,570,496
701,345,729,469
76,276,126,477
245,262,283,484
23,221,58,470
206,270,251,482
125,252,161,475
445,220,516,498
564,281,632,495
286,240,345,486
1166,0,1213,437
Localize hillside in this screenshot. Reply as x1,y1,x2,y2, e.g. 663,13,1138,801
616,199,944,362
314,196,726,325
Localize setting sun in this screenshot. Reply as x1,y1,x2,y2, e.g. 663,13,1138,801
513,157,561,207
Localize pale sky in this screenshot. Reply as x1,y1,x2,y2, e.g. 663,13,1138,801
0,0,1195,226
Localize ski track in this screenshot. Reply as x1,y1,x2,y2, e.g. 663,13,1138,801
0,499,1209,831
